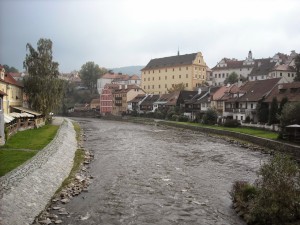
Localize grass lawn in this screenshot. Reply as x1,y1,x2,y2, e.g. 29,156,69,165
3,125,59,150
0,125,59,176
175,121,279,140
0,150,37,176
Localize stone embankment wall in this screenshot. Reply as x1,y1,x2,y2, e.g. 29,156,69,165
0,118,77,225
157,121,300,161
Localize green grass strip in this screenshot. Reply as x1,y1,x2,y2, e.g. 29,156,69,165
0,150,37,176
174,121,279,140
3,125,59,150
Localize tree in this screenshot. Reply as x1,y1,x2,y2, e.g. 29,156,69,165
224,72,238,85
249,154,300,224
2,64,19,73
278,102,300,127
294,54,300,81
167,83,186,93
268,97,278,124
278,97,288,116
79,62,107,93
256,98,269,123
201,108,218,125
23,38,65,117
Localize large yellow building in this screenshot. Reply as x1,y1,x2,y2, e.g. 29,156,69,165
141,52,207,94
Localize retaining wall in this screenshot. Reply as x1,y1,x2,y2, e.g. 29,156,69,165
157,121,300,160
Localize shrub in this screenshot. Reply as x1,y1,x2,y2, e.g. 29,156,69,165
171,114,179,121
201,108,218,125
223,119,241,128
231,153,300,225
178,114,189,122
245,116,251,123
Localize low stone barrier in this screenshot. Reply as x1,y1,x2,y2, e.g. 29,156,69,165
157,121,300,161
0,118,77,225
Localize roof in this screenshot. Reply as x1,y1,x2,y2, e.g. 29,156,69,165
140,94,160,106
272,64,296,72
112,84,141,94
249,58,277,76
264,82,300,103
212,58,252,70
102,73,129,80
4,114,15,123
1,73,23,87
128,94,146,103
130,75,140,80
229,78,281,102
90,99,100,105
142,53,198,70
11,106,42,116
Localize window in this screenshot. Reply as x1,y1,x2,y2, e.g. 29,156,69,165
148,71,150,74
172,75,174,79
173,68,174,71
219,74,221,78
165,84,167,88
280,73,282,76
152,77,154,81
148,78,150,81
179,67,181,71
159,70,160,73
165,69,167,72
158,85,160,88
179,75,181,78
165,76,167,80
148,85,150,89
153,70,154,73
215,74,217,78
144,78,146,81
186,67,188,70
288,73,290,77
222,73,225,78
144,86,146,89
159,77,161,80
195,67,197,70
152,85,154,89
186,83,188,87
186,74,188,78
241,116,243,121
251,103,253,109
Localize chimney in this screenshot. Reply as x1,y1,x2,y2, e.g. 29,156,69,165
119,84,122,89
198,88,201,95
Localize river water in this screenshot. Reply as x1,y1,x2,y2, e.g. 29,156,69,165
61,118,267,225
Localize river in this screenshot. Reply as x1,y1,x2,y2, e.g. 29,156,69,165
59,118,267,225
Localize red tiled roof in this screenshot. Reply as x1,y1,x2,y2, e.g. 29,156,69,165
130,75,140,80
1,73,23,87
264,82,300,103
236,78,281,102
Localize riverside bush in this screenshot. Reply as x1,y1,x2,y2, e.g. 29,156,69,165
231,153,300,225
178,115,189,122
223,119,241,128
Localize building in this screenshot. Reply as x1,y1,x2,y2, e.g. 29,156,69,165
0,66,23,114
139,94,160,113
90,98,100,110
224,78,281,122
127,94,146,113
97,72,141,94
211,50,298,86
100,83,119,115
141,52,207,94
111,85,145,116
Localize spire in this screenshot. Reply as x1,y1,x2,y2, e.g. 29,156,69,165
177,47,180,56
248,50,252,59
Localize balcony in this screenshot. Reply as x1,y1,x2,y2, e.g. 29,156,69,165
115,97,122,101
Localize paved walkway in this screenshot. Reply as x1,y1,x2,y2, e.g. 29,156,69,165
0,118,77,225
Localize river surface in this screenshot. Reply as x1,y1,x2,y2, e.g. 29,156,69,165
61,118,267,225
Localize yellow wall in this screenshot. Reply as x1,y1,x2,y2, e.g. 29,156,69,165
0,82,23,114
141,52,207,94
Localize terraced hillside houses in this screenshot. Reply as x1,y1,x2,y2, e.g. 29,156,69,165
210,50,298,86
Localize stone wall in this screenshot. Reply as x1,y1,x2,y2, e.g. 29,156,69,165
157,121,300,161
0,118,77,225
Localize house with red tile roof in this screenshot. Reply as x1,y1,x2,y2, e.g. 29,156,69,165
264,82,300,104
0,66,23,114
224,78,281,122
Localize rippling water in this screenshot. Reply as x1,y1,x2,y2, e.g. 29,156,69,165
60,118,267,225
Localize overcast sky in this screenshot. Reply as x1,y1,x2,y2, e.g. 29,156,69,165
0,0,299,73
